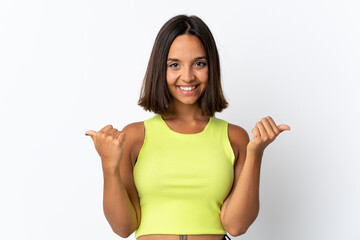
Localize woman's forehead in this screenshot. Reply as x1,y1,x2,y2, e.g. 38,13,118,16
168,35,206,59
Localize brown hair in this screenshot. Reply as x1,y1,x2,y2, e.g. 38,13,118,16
138,15,228,116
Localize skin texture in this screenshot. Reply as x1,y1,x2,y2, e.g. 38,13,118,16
85,34,290,239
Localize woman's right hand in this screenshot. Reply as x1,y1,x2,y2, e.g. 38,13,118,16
85,125,126,174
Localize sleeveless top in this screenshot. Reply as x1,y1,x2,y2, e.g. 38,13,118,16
133,114,235,238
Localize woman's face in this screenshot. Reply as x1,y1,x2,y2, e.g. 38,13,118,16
166,34,208,106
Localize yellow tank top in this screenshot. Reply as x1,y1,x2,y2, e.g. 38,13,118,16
133,114,235,238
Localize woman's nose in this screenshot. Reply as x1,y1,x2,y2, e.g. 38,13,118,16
181,67,195,82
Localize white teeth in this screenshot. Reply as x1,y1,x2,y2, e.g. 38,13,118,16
179,86,196,91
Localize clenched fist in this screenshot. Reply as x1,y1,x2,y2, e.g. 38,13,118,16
247,116,290,154
85,125,126,174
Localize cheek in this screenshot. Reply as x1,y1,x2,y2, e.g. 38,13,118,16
166,71,178,85
200,69,209,83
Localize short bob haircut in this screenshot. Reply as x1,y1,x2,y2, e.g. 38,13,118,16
138,15,228,116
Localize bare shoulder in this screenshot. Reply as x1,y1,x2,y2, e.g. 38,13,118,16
228,123,250,145
121,121,145,166
122,121,145,140
227,123,249,160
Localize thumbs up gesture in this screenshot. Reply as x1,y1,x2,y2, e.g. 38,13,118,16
247,116,290,154
85,125,126,174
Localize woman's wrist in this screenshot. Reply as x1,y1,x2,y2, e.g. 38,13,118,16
102,165,121,178
246,147,264,162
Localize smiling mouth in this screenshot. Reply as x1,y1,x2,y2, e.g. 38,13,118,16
177,85,199,91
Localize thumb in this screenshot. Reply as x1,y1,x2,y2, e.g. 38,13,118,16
85,130,97,140
278,124,291,132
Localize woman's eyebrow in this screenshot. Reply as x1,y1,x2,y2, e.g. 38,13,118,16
167,56,207,61
194,56,207,60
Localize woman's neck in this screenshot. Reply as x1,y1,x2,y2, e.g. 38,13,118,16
164,100,208,121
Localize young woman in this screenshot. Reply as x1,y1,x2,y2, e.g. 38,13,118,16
85,15,290,240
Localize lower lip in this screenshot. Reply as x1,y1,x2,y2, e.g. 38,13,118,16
177,85,199,95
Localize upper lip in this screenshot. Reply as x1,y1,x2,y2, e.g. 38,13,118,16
177,85,198,87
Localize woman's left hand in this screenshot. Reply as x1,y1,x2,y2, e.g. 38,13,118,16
247,116,290,155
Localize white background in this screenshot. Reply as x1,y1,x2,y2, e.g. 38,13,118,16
1,0,359,239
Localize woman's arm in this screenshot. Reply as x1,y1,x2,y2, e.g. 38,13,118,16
85,122,143,237
220,117,290,236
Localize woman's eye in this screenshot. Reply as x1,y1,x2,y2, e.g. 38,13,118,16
195,61,206,67
169,63,179,68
